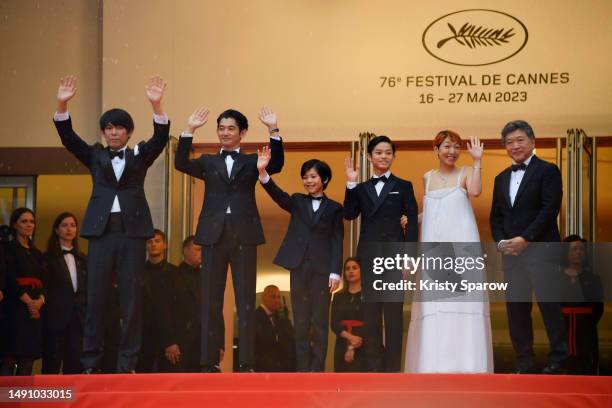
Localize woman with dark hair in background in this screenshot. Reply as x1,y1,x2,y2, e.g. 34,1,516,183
0,208,45,376
560,235,604,375
330,258,365,372
42,212,87,374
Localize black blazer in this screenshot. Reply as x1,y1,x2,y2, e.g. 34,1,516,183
262,178,344,275
344,174,418,246
490,155,562,243
43,250,87,331
53,118,170,238
175,137,284,246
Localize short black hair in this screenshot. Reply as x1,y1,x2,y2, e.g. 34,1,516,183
501,120,535,144
99,108,134,133
152,228,166,242
182,235,196,249
217,109,248,132
300,159,332,190
367,135,396,154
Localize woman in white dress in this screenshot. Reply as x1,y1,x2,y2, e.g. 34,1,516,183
404,130,493,373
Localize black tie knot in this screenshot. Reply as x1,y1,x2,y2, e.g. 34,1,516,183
109,149,124,160
511,163,527,172
220,150,239,159
62,248,77,256
310,196,324,201
371,175,388,184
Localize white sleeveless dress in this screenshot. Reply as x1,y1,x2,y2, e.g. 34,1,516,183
405,168,493,373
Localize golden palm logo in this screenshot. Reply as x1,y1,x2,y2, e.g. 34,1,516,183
437,24,515,49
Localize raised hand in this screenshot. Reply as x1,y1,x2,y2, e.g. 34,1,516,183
57,75,77,112
467,136,484,161
259,106,278,131
257,146,271,173
344,156,359,183
186,106,209,134
145,75,167,115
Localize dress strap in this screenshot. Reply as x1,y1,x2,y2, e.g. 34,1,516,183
425,170,433,193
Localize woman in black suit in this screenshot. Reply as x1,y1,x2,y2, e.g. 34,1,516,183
331,258,365,372
0,208,45,376
42,212,87,374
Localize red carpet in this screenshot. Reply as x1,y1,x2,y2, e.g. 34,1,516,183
1,373,611,408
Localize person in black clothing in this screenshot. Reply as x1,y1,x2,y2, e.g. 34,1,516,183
137,229,177,372
257,154,343,371
560,235,604,375
0,208,45,376
254,285,296,372
159,235,208,372
53,75,170,373
331,258,365,372
175,106,284,372
343,135,419,372
0,231,8,362
42,212,87,374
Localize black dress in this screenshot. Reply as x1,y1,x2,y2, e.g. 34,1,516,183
2,241,45,359
330,290,365,372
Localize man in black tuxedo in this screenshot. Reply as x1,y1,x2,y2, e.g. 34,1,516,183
490,120,566,374
138,229,177,372
254,285,296,372
257,156,343,371
175,106,284,372
343,135,419,372
53,75,170,373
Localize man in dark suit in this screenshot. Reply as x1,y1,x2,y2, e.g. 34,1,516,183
343,135,419,372
53,75,170,373
138,229,177,372
175,106,284,372
159,236,205,372
254,285,296,372
257,156,343,371
490,120,566,374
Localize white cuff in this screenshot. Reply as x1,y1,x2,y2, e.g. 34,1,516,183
180,132,193,138
259,173,270,184
270,135,281,141
153,114,169,124
347,182,357,189
329,273,341,281
54,111,70,121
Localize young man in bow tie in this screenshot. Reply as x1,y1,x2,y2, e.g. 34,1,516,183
175,106,284,372
343,135,418,372
490,120,566,374
53,75,170,373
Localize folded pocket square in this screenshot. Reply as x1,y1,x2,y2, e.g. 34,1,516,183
389,191,400,194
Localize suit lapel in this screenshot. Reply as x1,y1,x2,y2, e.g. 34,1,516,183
100,148,118,185
513,155,540,207
372,176,398,214
117,148,135,187
58,255,75,292
500,169,512,209
298,195,314,226
364,181,378,207
312,196,330,225
214,154,230,183
229,154,247,182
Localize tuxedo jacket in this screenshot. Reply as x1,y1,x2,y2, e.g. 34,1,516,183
43,250,87,331
490,155,562,243
175,137,284,246
262,178,343,275
53,118,170,238
344,174,419,246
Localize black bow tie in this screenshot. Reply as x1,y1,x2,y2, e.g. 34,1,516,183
511,163,527,172
109,149,124,160
220,150,239,159
371,175,388,184
310,196,324,201
62,248,77,256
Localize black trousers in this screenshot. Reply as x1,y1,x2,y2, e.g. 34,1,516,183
290,257,331,372
42,311,83,374
504,257,567,369
362,301,404,372
81,218,145,372
200,215,256,367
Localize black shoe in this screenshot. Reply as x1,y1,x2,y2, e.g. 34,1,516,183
238,364,255,373
118,368,136,374
202,364,221,373
542,363,563,375
515,365,537,374
83,368,102,374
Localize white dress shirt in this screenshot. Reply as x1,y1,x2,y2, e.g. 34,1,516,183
346,170,391,195
509,154,534,206
61,246,78,293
